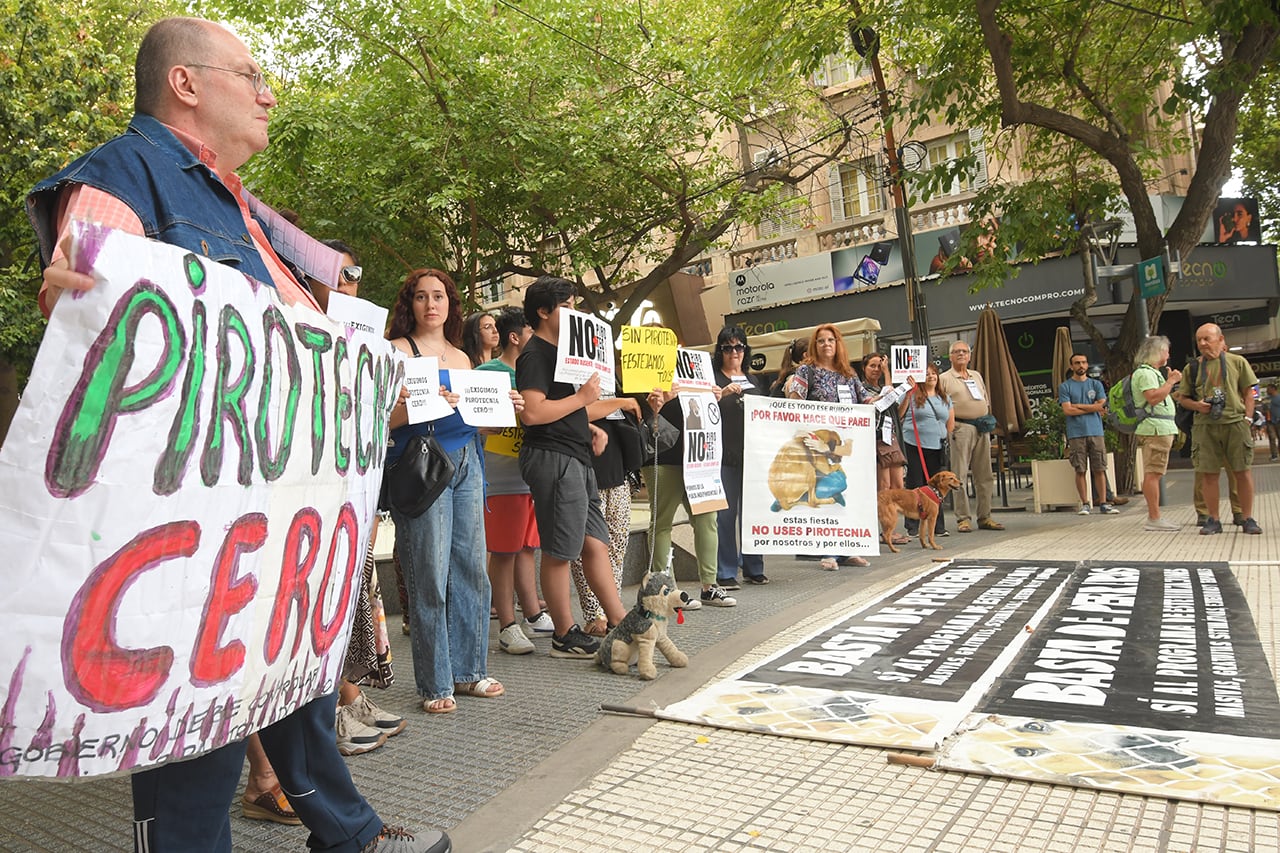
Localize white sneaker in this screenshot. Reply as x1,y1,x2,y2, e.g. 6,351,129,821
1077,505,1090,515
336,703,388,756
1099,504,1120,515
1143,518,1180,532
523,611,555,635
680,594,702,611
348,691,407,737
500,622,535,655
700,585,737,607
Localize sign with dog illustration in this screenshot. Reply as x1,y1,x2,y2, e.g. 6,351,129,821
659,559,1280,811
0,228,396,778
740,396,877,556
679,392,727,514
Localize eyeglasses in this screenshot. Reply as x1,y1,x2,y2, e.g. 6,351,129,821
951,349,970,356
720,343,745,352
340,265,363,285
187,64,272,96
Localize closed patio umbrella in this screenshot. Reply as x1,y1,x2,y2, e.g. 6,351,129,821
1050,326,1073,393
972,307,1033,436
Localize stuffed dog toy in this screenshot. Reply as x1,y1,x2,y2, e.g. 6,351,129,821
878,471,964,552
768,429,850,511
596,572,690,680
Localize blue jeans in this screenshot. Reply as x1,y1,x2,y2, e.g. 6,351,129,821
392,441,491,700
717,465,764,581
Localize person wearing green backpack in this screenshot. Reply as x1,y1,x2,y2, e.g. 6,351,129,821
1131,336,1183,531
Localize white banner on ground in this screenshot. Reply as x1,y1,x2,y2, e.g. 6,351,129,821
450,369,517,428
740,396,877,556
679,392,727,514
553,308,614,386
0,225,399,778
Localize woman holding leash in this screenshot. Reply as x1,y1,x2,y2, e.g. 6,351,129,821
785,324,872,570
899,362,955,539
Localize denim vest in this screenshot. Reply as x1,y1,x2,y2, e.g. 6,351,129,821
26,113,275,286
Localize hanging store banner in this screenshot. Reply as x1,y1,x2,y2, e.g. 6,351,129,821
728,252,835,312
739,396,877,557
678,392,727,514
0,225,399,778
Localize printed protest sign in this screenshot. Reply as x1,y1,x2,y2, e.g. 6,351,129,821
450,369,516,428
740,396,877,556
554,307,614,386
890,345,928,383
403,357,453,423
325,291,388,340
620,325,677,392
679,392,727,514
0,226,398,778
673,347,715,391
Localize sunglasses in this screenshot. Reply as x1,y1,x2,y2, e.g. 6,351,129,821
720,343,746,352
340,265,363,285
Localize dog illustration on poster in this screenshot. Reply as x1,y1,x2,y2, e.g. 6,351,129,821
768,429,853,511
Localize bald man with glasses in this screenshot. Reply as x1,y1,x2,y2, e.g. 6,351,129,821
938,342,1004,533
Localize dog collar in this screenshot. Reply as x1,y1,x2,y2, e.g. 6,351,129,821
642,609,667,622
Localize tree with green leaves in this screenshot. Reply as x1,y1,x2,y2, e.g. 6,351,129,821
0,0,164,436
203,0,865,326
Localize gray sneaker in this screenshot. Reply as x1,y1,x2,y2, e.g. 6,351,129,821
349,691,407,737
362,826,451,853
336,703,388,756
1099,504,1120,515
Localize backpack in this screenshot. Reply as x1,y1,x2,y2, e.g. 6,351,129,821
1105,366,1170,434
1105,376,1144,433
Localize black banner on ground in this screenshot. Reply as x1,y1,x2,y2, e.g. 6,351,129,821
978,562,1280,738
745,560,1074,700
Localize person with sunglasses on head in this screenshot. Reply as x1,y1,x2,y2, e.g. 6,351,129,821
28,17,448,853
713,325,768,588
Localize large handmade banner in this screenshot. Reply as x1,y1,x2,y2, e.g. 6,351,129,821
660,559,1280,810
0,226,400,779
740,396,877,557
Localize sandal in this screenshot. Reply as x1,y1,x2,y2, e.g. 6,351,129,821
583,619,609,637
841,556,870,567
241,785,301,825
454,677,504,698
423,697,457,714
891,533,911,545
820,558,839,571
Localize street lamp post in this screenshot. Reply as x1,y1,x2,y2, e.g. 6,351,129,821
849,23,929,347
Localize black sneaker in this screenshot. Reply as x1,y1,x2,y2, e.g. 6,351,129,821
550,625,600,659
1196,513,1209,526
1242,517,1263,535
700,585,737,607
1200,517,1223,536
744,575,770,585
717,578,742,590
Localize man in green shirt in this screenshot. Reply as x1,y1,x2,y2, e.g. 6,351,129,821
1177,323,1262,535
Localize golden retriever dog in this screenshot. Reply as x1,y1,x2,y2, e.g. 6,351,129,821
768,429,851,511
878,471,963,552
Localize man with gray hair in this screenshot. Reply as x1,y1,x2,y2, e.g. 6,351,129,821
1130,336,1182,531
1177,323,1262,535
28,16,448,853
939,340,1004,532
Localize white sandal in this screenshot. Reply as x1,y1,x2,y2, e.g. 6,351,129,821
820,558,839,571
454,677,505,698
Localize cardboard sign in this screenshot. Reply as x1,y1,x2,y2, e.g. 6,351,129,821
620,325,678,392
891,345,928,383
679,392,727,514
450,369,517,428
740,396,877,556
0,225,397,778
554,308,614,387
403,357,453,423
673,347,715,391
